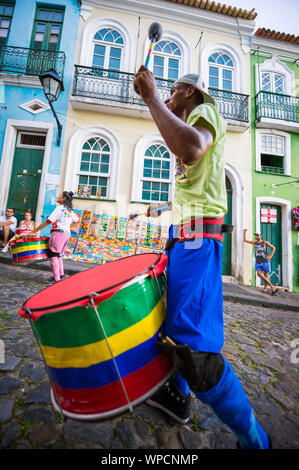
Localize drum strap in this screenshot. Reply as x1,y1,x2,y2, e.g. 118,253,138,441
89,294,133,413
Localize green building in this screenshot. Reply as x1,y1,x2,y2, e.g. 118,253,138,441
250,28,299,293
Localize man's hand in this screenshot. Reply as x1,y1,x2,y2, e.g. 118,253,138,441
134,66,158,104
146,204,162,218
267,255,272,261
243,228,247,233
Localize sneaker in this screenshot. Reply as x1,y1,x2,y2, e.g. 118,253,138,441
1,246,8,253
147,377,192,424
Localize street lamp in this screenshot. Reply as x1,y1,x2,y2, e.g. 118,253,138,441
39,68,64,146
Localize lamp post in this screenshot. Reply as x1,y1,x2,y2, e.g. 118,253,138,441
39,68,64,146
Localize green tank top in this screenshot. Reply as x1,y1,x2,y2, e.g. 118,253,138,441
172,103,227,225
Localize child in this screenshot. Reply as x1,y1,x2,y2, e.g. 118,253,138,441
26,191,80,282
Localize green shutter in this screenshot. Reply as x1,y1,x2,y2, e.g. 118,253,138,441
30,6,64,52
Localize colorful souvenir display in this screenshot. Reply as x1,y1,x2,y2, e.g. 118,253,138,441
89,213,102,238
125,219,136,243
116,217,127,240
106,217,118,240
97,213,110,239
96,188,102,199
79,210,92,235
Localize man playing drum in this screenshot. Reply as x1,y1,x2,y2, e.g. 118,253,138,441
134,67,271,449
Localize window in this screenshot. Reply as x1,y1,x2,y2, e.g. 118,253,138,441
92,28,124,70
261,72,285,94
152,40,181,81
30,6,64,51
141,144,171,202
208,52,234,91
0,1,14,47
77,137,111,198
260,134,285,174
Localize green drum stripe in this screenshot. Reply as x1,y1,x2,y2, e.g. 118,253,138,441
12,241,47,249
33,276,165,349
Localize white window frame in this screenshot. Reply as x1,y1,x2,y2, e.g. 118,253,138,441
92,27,125,71
255,129,291,176
131,133,175,203
143,31,190,79
208,52,234,91
255,56,295,96
201,42,242,93
64,126,120,200
80,17,132,72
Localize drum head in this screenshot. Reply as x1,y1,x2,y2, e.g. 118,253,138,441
19,253,167,320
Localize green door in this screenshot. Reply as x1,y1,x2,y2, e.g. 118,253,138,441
6,132,46,224
260,204,282,286
222,177,232,275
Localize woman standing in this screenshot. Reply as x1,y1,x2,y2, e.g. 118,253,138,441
26,191,80,282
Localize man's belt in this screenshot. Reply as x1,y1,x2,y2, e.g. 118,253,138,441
165,217,234,251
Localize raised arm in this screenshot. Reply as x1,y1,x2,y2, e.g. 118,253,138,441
243,229,255,245
134,66,213,165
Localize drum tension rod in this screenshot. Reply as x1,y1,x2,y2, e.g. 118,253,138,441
88,293,133,414
23,308,65,421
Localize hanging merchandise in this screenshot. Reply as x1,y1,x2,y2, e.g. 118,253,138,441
293,207,299,230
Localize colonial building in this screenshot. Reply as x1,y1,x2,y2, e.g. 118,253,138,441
0,0,81,231
60,0,256,283
250,28,299,292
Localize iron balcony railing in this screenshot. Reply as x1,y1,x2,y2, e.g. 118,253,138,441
72,65,173,106
72,65,249,122
0,45,66,79
256,90,299,123
209,87,249,122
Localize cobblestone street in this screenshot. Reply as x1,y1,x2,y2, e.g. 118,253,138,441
0,262,298,450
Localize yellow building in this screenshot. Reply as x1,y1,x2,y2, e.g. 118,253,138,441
60,0,256,283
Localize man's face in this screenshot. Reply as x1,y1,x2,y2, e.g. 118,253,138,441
5,209,14,218
165,83,190,117
255,234,261,242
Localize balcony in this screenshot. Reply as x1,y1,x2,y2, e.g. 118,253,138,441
255,91,299,133
71,65,249,130
0,45,65,85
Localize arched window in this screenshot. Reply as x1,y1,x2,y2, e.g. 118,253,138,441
77,137,111,198
92,27,124,70
141,144,171,202
208,52,234,91
152,40,181,81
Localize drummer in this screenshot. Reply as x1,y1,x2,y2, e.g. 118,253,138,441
25,191,80,283
134,67,271,449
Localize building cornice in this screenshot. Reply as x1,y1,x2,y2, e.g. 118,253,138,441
251,36,299,62
81,0,256,43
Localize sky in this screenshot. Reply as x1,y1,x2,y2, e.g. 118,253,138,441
225,0,299,36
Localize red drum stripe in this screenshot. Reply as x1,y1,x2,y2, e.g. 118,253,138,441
52,354,172,415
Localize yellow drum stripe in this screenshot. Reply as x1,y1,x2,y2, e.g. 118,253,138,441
11,243,48,254
40,298,165,369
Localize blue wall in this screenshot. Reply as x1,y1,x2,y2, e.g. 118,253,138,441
0,0,81,232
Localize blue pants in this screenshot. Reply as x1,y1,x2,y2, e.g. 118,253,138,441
166,228,270,449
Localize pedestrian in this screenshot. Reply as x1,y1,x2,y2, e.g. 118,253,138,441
0,208,17,253
243,229,278,295
133,67,271,449
7,210,36,247
25,191,80,282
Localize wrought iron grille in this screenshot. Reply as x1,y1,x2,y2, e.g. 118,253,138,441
72,65,174,106
256,91,299,123
72,66,249,123
209,87,249,122
0,45,65,79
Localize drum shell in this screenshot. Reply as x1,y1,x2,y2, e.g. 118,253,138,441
30,271,172,420
10,237,49,265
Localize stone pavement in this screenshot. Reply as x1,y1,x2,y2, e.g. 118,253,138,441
0,257,298,450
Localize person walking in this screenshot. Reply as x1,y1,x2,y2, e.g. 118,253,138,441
133,67,271,449
244,229,278,295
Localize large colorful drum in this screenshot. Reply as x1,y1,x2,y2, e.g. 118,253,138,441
18,253,173,421
10,237,49,265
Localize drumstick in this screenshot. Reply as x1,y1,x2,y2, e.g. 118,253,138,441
135,22,163,94
129,205,170,220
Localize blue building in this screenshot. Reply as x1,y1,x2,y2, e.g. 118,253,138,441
0,0,81,229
